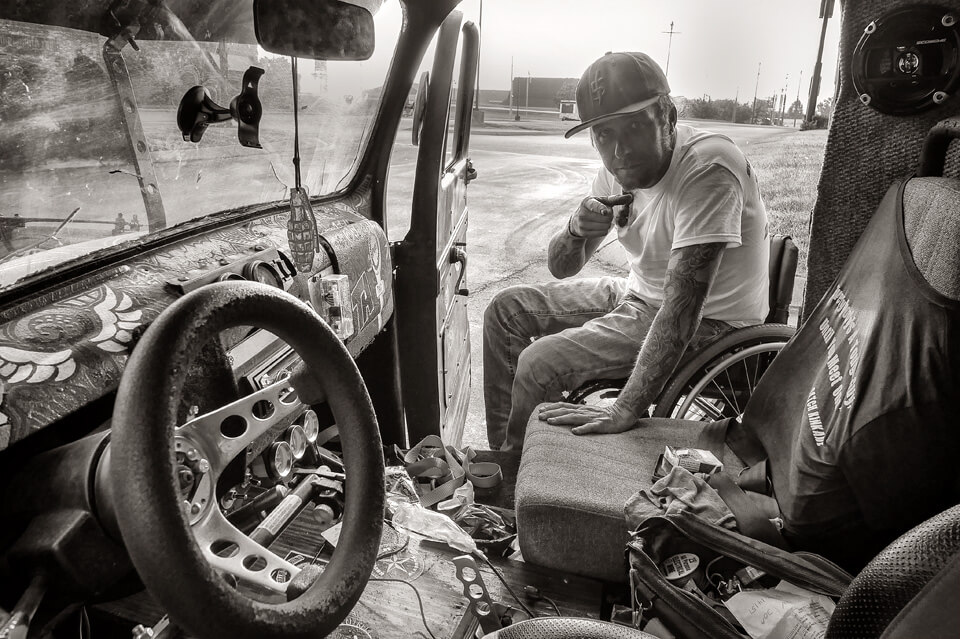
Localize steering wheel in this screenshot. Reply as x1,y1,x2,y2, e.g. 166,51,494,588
109,281,385,639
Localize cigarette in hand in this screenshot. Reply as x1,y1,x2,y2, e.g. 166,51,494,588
595,194,634,226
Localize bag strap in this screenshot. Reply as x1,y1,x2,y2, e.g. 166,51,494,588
658,511,852,596
707,473,787,550
697,417,767,467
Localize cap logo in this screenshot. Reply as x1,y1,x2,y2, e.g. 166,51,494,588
590,69,606,105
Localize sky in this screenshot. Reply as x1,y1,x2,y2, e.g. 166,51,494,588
315,0,842,107
467,0,842,104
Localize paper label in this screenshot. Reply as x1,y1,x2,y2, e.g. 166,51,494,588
661,553,700,580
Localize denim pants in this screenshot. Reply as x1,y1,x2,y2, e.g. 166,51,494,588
482,277,732,451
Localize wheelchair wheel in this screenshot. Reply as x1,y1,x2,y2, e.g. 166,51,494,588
651,323,795,421
566,377,627,406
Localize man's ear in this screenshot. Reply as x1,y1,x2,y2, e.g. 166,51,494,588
667,104,678,132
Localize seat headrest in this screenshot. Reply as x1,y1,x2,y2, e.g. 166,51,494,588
902,177,960,300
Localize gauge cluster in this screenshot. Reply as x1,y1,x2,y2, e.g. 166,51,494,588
211,406,346,550
166,247,296,295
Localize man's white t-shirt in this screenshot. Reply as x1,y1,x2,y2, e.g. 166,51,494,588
590,124,770,327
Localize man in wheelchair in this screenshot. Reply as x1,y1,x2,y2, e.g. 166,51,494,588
483,51,771,451
514,124,960,595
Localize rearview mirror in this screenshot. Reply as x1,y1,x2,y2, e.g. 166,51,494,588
254,0,376,60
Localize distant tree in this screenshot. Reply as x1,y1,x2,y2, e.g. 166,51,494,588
258,56,295,111
787,99,803,117
687,97,718,120
816,96,834,119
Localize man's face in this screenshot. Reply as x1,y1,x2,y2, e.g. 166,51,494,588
592,107,675,190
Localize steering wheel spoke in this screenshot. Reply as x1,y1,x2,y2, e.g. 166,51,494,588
176,378,303,480
194,505,301,595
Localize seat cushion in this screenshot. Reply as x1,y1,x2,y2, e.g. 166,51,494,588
515,412,703,582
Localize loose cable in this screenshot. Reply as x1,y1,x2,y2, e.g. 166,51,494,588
368,578,437,639
472,550,538,618
542,595,562,617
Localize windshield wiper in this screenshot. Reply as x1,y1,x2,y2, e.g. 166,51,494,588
0,207,81,265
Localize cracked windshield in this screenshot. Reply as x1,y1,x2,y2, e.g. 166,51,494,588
0,0,400,290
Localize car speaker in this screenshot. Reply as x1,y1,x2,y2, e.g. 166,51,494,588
851,5,960,115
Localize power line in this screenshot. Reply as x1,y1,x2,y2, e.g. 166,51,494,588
662,21,681,77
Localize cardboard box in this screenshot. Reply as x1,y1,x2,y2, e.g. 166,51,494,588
662,446,723,475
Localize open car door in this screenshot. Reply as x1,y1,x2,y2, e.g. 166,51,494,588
395,13,478,446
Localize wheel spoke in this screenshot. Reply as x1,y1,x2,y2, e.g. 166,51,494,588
708,376,736,414
747,353,758,393
176,378,304,482
723,367,742,415
193,504,301,595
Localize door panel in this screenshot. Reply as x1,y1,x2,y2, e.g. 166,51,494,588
395,14,478,446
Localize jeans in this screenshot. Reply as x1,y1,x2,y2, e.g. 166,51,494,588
482,277,732,451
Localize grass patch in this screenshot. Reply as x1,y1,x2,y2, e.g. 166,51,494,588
742,129,828,280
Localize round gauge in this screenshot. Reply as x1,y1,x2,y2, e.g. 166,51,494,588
267,441,295,479
243,260,283,288
301,409,320,443
218,272,245,282
286,424,308,460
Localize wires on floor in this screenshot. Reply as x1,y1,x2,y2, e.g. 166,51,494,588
541,595,562,617
522,585,561,616
368,578,437,639
471,550,538,618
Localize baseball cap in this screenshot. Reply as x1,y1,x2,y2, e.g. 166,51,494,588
564,52,671,139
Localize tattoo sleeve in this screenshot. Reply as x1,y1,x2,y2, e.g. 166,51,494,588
547,225,603,279
615,242,726,416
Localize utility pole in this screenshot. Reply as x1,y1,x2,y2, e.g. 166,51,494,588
732,86,739,123
474,0,482,111
779,74,789,125
751,61,761,124
662,21,681,77
509,56,514,119
793,70,803,127
806,0,835,123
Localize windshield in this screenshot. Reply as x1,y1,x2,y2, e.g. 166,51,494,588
0,0,401,291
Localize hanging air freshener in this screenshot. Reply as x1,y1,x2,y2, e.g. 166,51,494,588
284,57,319,274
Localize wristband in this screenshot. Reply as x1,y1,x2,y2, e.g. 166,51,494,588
567,215,584,239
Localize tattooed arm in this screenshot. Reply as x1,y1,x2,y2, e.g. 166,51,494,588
547,197,616,278
539,242,726,433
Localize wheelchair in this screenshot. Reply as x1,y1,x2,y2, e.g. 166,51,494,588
567,234,799,421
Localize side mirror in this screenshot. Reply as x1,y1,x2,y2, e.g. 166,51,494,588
411,71,429,146
253,0,376,60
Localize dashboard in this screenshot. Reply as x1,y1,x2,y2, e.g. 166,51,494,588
0,193,393,454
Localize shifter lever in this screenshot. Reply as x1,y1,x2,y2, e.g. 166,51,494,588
177,66,264,148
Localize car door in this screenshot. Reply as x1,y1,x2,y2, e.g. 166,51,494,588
394,12,478,446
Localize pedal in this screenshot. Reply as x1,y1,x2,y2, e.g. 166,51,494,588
452,555,502,634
